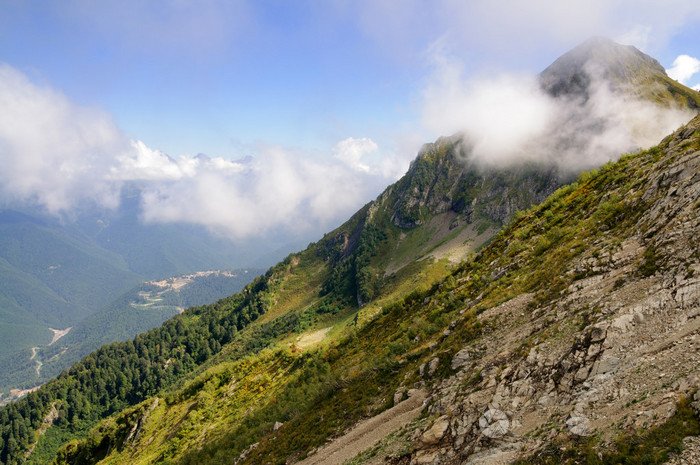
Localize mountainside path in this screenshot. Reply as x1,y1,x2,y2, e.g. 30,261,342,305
296,389,427,465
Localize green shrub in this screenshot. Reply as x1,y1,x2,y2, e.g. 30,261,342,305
639,245,659,277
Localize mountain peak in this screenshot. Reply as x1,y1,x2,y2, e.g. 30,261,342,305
568,36,663,71
540,37,665,97
539,37,700,110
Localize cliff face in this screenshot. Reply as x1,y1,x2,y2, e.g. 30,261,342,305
316,136,562,306
388,137,561,229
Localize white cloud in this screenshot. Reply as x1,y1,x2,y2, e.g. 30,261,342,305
128,139,410,239
112,141,188,181
333,137,378,173
541,74,694,169
138,146,388,238
0,63,405,239
422,51,556,165
111,141,246,182
667,54,700,84
0,64,127,213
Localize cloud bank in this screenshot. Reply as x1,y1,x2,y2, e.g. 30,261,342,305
0,64,403,238
421,52,696,172
138,145,392,238
667,54,700,84
0,64,126,213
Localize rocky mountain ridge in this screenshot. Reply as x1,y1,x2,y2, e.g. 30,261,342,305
1,38,700,465
381,114,700,464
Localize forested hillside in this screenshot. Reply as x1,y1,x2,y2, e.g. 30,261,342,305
0,195,296,368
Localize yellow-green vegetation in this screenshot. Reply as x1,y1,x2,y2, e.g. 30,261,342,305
640,74,700,109
50,253,458,465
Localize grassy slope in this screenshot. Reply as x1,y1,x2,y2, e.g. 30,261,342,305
51,253,454,465
52,119,700,464
238,117,700,464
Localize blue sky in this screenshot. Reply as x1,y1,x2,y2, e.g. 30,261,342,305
0,1,420,157
1,1,699,239
2,1,696,158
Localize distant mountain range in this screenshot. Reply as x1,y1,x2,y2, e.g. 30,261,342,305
0,187,311,396
0,187,310,359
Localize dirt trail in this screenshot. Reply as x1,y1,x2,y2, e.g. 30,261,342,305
30,347,42,377
24,403,58,458
296,389,427,465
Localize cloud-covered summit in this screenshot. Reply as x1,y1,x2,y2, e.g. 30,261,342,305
421,38,697,173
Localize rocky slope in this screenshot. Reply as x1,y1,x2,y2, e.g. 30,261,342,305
361,114,700,465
